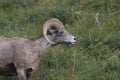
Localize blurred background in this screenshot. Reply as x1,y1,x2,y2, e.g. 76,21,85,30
0,0,120,80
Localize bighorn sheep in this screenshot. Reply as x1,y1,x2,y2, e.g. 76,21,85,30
0,18,76,80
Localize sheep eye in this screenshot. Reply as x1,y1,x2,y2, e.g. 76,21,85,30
59,32,64,34
56,31,63,36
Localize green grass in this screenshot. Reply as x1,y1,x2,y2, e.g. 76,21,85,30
0,0,120,80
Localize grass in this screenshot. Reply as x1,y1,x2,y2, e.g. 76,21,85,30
0,0,120,80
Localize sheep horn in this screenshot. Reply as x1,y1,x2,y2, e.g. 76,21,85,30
43,18,64,44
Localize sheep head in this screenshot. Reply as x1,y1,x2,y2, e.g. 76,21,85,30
43,18,76,44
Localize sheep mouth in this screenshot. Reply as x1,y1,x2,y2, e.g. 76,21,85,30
58,41,76,45
71,42,76,45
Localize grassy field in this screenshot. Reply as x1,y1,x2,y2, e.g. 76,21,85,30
0,0,120,80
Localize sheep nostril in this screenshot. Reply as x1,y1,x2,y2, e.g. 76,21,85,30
74,37,76,41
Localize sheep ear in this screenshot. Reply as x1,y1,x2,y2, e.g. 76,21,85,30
47,26,58,35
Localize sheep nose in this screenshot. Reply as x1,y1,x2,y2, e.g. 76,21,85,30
71,36,76,44
73,37,76,43
74,37,76,41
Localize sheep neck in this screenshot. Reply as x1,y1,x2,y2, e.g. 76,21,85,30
33,35,54,60
35,35,53,48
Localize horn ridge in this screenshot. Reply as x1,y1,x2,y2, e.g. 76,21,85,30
43,18,63,44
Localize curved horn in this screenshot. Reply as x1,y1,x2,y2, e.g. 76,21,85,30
43,18,64,44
